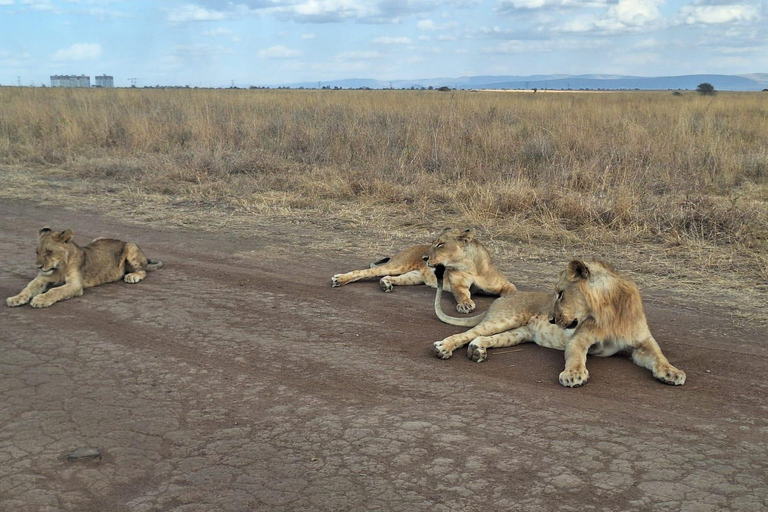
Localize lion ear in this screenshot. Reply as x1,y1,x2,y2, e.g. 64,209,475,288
567,260,590,280
57,229,74,243
440,227,452,235
457,228,475,244
38,227,52,238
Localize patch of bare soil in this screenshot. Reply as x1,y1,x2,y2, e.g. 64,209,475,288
1,195,767,512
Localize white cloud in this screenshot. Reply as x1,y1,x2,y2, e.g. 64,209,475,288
417,18,458,32
203,27,234,37
85,7,128,19
633,38,661,49
301,33,317,39
21,0,54,10
195,0,472,24
680,4,760,25
175,44,232,56
556,16,600,32
555,0,665,33
0,49,31,68
336,51,383,61
372,36,412,44
484,37,608,54
168,5,226,22
52,43,102,61
609,0,663,27
258,45,302,59
499,0,554,8
0,0,15,5
417,19,437,30
279,0,378,21
496,0,610,10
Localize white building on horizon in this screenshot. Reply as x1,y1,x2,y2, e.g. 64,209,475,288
95,75,114,88
50,75,90,88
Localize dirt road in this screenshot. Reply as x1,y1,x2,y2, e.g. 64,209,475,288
1,200,766,512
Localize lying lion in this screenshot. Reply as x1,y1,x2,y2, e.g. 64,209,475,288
432,261,686,387
6,227,163,309
332,227,516,313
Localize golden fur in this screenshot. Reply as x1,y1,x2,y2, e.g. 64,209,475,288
6,227,163,309
433,260,685,387
332,228,516,313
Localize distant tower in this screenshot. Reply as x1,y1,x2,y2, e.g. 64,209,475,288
95,75,114,88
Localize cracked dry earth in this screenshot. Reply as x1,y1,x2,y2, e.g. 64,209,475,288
1,200,767,512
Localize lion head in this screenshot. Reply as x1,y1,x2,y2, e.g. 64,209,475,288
422,227,476,268
550,259,646,336
35,228,73,275
550,260,593,330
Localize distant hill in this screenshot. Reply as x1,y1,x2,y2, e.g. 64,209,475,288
284,74,768,91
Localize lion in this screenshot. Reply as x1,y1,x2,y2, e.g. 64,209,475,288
6,227,163,309
332,227,516,313
432,260,686,387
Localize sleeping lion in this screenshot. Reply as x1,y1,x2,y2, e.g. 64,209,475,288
7,227,163,308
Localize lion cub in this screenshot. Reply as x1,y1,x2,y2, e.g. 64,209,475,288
7,227,163,309
332,227,516,313
432,261,686,387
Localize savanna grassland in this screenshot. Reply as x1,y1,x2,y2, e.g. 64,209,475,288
1,87,767,318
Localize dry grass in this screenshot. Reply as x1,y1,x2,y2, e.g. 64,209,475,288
1,87,766,314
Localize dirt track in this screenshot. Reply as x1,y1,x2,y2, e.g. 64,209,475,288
1,199,767,512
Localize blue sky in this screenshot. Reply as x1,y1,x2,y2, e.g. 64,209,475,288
1,0,765,87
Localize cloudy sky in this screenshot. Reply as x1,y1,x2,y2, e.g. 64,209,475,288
1,0,765,87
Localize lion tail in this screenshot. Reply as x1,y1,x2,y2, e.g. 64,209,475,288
146,259,164,271
434,265,485,327
369,257,391,268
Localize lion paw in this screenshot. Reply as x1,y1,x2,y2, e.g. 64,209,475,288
379,276,393,293
124,273,145,284
30,295,54,308
655,365,686,386
6,294,30,307
456,299,476,314
433,340,454,359
559,367,589,388
467,341,488,363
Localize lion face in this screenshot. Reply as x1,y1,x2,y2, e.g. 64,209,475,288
550,261,591,330
422,228,475,268
36,228,73,275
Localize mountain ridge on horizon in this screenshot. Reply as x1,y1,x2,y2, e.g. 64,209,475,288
281,73,768,91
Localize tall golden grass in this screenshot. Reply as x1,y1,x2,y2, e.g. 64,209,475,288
1,87,766,274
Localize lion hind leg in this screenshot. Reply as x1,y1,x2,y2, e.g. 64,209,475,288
380,269,426,292
333,262,421,288
468,328,531,363
631,337,686,386
123,242,149,284
333,267,393,287
434,318,525,360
